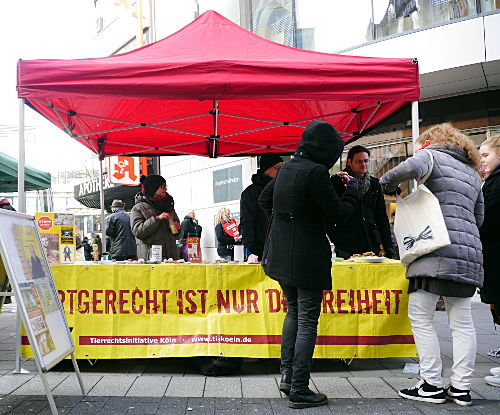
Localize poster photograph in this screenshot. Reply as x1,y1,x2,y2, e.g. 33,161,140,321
59,245,74,263
19,281,56,357
60,227,74,244
54,214,74,226
40,234,59,263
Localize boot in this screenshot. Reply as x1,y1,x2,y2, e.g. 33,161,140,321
288,389,327,409
279,373,291,395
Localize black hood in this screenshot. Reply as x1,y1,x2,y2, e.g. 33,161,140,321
294,121,344,169
251,171,272,187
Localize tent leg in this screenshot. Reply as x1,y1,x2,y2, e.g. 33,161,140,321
411,101,420,154
99,157,106,252
18,98,26,213
409,101,420,193
48,187,54,211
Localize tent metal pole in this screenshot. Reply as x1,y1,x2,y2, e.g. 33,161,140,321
411,101,420,154
99,157,106,254
48,187,54,211
149,0,156,43
18,99,26,213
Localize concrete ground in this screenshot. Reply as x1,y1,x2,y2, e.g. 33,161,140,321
0,301,498,414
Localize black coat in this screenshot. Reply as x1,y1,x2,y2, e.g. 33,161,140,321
82,242,92,261
259,121,359,290
215,222,238,259
106,209,137,259
480,164,500,305
331,174,393,259
240,171,272,258
181,216,202,238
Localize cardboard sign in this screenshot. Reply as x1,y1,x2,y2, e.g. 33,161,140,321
222,219,240,238
150,245,162,262
35,213,75,264
187,237,202,263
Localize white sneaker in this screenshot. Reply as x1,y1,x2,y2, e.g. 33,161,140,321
490,367,500,376
485,375,500,388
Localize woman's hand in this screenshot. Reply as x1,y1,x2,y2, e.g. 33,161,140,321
174,221,181,230
158,212,171,220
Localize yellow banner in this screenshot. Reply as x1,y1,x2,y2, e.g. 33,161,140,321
22,262,416,359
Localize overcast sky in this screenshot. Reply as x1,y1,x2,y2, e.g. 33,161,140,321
0,0,97,174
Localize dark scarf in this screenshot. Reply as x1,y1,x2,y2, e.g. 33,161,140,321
345,167,371,197
143,193,175,213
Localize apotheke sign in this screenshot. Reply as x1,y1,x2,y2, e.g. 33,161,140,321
74,175,115,198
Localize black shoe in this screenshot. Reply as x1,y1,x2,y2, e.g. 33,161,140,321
279,373,291,395
399,380,446,404
445,385,472,406
288,389,328,409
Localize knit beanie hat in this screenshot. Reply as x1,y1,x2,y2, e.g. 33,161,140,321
140,175,166,196
259,153,284,173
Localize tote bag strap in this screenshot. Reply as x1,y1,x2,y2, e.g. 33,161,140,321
419,149,434,185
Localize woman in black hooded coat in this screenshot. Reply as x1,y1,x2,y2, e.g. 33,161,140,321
259,121,359,408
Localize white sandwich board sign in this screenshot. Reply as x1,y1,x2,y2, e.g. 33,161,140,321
0,209,84,414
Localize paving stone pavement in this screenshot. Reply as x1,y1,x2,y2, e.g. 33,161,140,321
0,301,498,413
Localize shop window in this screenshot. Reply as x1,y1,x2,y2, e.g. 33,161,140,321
372,0,478,41
481,0,500,12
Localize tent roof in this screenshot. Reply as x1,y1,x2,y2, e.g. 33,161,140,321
0,152,51,192
17,10,419,158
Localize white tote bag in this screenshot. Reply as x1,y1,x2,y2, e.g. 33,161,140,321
394,150,451,266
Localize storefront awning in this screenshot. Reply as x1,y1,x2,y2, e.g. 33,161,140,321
73,176,139,212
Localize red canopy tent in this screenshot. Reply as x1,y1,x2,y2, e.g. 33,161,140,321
17,10,419,160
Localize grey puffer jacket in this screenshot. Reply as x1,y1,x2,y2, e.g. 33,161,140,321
130,194,183,260
380,145,484,287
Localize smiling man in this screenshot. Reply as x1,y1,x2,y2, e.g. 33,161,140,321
330,145,393,259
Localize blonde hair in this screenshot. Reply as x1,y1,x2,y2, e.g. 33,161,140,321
480,135,500,156
416,123,481,170
215,207,230,226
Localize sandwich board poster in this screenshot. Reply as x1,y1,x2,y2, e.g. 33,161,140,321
35,213,75,264
0,209,73,371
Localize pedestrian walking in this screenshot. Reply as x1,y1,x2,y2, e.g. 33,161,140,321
82,236,92,261
380,123,484,406
259,120,359,409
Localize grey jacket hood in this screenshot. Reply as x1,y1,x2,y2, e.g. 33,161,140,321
295,121,344,170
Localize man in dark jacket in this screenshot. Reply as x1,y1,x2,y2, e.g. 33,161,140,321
106,199,137,261
331,145,393,259
259,121,359,409
240,153,283,259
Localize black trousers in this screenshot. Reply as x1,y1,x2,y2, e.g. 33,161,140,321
279,282,323,393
